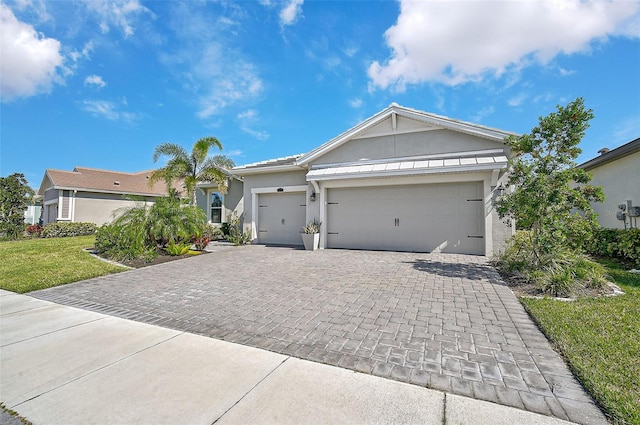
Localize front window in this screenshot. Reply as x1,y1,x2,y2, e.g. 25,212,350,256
211,192,223,224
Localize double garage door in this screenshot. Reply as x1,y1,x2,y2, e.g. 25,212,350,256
326,182,485,255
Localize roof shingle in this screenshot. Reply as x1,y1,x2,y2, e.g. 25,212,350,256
40,167,183,196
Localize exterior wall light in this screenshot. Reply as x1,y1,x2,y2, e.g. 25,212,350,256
310,192,316,202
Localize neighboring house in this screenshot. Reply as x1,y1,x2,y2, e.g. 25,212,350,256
233,103,515,256
24,204,42,225
36,167,183,226
578,137,640,229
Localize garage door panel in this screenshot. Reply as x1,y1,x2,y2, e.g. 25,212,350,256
327,183,484,255
258,193,306,246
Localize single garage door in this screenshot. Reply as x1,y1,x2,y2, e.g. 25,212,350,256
258,192,306,246
326,182,484,255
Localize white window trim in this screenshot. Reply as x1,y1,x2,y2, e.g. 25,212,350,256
208,189,225,225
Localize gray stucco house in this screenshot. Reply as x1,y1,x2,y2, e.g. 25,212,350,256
579,137,640,229
232,103,515,256
37,167,183,225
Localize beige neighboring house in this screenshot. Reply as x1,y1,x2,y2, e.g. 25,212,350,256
579,137,640,229
37,167,183,226
233,103,515,256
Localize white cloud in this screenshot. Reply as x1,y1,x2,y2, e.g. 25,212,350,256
369,0,640,90
84,75,106,88
69,41,94,62
82,99,139,123
80,0,154,38
558,67,576,77
225,149,244,157
241,127,269,141
349,98,363,108
161,4,265,119
237,109,258,120
0,3,63,102
280,0,303,27
237,109,269,140
14,0,51,23
611,115,640,146
471,106,495,123
508,93,528,107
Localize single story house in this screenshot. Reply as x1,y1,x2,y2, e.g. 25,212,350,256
195,174,244,225
37,167,183,225
578,137,640,229
232,103,515,256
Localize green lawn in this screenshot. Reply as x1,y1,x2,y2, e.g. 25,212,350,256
521,260,640,425
0,235,127,293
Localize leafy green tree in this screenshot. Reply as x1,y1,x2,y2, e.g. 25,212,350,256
149,137,235,206
0,173,34,239
496,97,604,265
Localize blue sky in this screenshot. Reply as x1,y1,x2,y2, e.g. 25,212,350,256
1,0,639,188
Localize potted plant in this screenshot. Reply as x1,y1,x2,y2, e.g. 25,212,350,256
301,220,321,251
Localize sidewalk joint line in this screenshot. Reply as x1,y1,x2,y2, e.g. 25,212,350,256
211,356,291,425
442,393,447,425
1,317,106,348
12,332,184,408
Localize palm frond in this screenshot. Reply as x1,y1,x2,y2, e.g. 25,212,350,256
208,154,235,169
153,143,188,163
192,137,222,164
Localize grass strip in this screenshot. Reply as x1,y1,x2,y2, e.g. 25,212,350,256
0,235,127,293
521,260,640,425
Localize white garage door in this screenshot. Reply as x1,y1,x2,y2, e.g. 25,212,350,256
258,192,307,246
326,182,484,255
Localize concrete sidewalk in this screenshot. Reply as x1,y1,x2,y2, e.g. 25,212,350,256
1,289,575,425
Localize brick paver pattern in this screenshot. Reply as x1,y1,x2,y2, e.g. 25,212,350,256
32,246,607,425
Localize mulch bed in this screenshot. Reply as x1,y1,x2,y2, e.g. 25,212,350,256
119,251,210,268
497,270,617,299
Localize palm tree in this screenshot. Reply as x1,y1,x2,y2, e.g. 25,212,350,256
149,137,235,206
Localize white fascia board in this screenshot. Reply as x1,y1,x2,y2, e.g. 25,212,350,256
297,104,514,166
393,106,514,141
306,163,507,182
296,108,395,165
233,164,304,176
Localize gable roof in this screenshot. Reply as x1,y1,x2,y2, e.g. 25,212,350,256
232,154,305,175
578,137,640,171
38,167,183,197
296,103,514,166
232,103,514,175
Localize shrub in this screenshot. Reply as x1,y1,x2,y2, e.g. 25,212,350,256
94,196,207,261
165,239,191,256
586,228,640,267
496,230,608,297
147,197,207,248
204,223,225,241
191,234,210,251
95,207,151,261
26,223,43,237
42,222,97,238
225,212,252,246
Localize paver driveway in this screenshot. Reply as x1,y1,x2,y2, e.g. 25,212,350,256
31,246,607,425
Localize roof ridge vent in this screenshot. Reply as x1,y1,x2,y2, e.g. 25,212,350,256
598,148,610,155
114,181,120,186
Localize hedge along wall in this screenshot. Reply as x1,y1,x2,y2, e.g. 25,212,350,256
586,228,640,267
41,222,97,238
